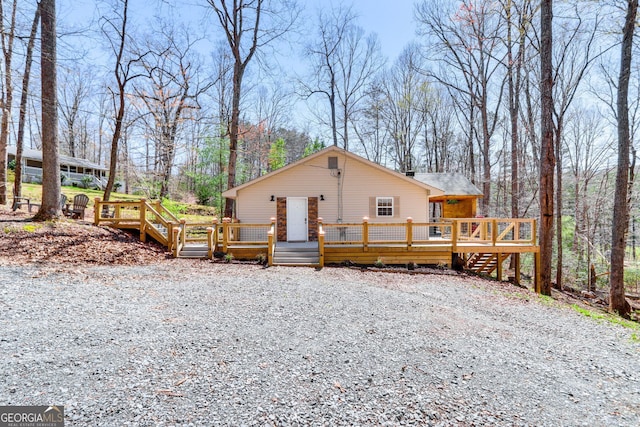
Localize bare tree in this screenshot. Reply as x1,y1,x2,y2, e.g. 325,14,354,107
133,22,211,198
207,0,299,218
13,3,40,201
610,0,637,318
301,5,355,148
416,0,507,215
0,0,17,205
33,0,61,220
539,0,555,295
381,44,428,172
59,67,90,157
101,0,146,202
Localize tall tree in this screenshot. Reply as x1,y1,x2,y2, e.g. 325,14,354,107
208,0,299,218
101,0,145,202
0,0,17,205
134,22,211,199
416,0,506,215
13,4,40,201
33,0,61,220
301,5,355,148
610,0,637,318
539,0,555,295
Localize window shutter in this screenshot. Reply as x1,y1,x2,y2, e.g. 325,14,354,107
369,197,376,217
393,196,400,218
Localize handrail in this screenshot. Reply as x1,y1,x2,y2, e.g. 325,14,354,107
318,218,325,268
267,218,276,267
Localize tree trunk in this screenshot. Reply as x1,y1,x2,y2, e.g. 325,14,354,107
555,121,563,290
33,0,61,220
610,0,637,318
224,62,243,218
0,0,17,205
14,5,40,201
539,0,555,296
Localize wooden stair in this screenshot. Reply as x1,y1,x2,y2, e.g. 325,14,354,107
273,244,320,266
178,244,209,258
467,253,509,275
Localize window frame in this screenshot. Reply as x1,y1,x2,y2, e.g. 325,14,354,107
376,196,394,217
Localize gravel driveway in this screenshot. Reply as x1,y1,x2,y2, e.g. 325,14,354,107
1,262,639,426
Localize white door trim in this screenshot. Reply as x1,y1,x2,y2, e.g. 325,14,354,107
287,197,308,242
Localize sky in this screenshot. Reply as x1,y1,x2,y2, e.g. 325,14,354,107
348,0,418,60
60,0,419,63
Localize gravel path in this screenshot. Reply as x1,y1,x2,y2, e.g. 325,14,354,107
1,262,639,426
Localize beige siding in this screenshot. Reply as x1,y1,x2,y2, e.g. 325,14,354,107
234,151,437,224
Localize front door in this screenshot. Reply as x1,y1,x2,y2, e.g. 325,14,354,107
287,197,308,242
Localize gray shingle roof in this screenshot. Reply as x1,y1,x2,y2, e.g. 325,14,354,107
7,146,107,171
413,172,482,196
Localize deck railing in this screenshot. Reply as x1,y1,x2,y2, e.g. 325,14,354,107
323,217,456,250
94,203,537,261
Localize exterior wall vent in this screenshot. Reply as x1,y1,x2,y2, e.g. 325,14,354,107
328,156,338,169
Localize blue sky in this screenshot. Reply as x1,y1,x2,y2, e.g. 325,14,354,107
348,0,418,60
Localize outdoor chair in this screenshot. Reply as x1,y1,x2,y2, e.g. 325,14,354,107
65,194,89,220
60,194,67,214
11,190,31,212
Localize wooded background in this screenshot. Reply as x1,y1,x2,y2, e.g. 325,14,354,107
1,0,639,309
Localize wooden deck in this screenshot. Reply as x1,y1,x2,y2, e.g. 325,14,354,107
93,199,540,290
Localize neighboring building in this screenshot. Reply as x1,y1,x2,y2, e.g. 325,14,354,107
7,146,108,189
222,146,482,243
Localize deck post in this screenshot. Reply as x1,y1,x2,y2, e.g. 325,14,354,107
207,227,214,259
267,217,276,267
491,219,498,245
362,217,369,252
514,253,521,285
212,218,219,253
406,217,413,251
167,222,174,250
496,253,503,281
318,217,325,268
140,198,147,242
172,227,179,258
534,250,541,293
179,219,186,249
94,198,101,225
222,217,231,253
451,220,458,253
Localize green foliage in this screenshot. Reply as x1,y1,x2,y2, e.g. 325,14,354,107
374,257,385,268
187,136,229,211
81,176,93,188
268,138,287,171
8,159,16,171
161,197,188,216
624,266,640,290
571,304,640,332
303,138,325,157
224,252,234,263
133,180,162,199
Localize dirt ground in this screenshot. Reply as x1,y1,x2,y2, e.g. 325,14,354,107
0,205,168,265
1,203,638,320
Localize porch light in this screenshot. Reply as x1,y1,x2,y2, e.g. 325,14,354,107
320,194,324,201
270,195,275,202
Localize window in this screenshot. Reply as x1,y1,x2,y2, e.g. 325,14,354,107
328,156,338,169
376,197,393,217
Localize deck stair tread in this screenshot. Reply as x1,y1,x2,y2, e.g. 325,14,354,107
273,243,321,266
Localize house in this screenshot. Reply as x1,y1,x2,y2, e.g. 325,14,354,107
222,146,482,243
7,146,108,189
